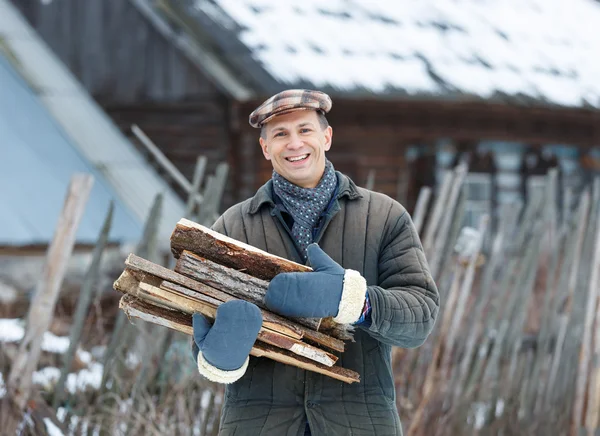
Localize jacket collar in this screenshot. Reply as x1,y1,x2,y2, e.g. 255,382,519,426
248,171,362,215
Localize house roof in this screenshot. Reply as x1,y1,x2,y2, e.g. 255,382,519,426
152,0,600,108
0,0,187,246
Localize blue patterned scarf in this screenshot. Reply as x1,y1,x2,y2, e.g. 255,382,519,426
272,160,337,259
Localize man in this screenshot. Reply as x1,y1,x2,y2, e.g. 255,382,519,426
191,89,440,435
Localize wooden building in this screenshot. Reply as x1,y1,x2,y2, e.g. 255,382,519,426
11,0,600,225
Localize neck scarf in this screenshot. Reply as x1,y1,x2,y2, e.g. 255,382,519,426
272,160,337,259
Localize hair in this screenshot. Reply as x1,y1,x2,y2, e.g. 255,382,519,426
260,110,329,140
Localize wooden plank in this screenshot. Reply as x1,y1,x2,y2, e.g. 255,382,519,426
250,342,359,385
118,295,358,384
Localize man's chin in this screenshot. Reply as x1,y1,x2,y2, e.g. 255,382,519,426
283,173,315,189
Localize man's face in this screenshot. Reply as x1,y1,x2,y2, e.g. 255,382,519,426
259,110,333,188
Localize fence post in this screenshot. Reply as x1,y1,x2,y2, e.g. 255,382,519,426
7,174,94,410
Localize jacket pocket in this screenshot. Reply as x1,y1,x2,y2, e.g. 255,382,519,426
365,344,396,406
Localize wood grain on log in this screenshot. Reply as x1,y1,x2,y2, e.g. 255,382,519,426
251,342,359,384
119,295,358,383
171,224,354,341
170,218,312,281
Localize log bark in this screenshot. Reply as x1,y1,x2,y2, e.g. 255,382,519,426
170,218,312,280
119,295,359,384
120,255,345,352
114,271,338,366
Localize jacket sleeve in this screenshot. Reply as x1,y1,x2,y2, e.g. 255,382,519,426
211,215,227,235
361,209,440,348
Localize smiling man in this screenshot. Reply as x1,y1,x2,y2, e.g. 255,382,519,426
190,89,440,436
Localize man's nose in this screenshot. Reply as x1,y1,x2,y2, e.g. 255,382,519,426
286,132,303,149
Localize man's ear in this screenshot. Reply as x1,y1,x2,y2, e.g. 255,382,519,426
323,126,333,152
259,137,271,160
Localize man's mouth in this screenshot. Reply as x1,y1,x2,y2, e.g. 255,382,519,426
285,154,309,162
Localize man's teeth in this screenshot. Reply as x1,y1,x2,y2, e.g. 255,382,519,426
287,154,309,162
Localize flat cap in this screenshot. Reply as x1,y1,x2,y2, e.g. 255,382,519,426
249,89,332,128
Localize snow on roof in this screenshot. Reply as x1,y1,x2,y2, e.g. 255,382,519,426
187,0,600,107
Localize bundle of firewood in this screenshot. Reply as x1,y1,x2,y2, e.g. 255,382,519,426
113,218,360,384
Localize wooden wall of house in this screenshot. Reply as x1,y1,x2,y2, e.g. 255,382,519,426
107,99,234,205
11,0,218,103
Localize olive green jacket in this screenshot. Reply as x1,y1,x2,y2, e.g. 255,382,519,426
211,172,440,436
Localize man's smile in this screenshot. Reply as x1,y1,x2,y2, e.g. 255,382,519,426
285,153,310,163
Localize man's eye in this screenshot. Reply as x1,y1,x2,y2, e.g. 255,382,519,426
300,128,311,133
274,132,286,138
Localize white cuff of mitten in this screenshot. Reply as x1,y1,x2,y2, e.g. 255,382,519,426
196,350,249,384
333,269,367,324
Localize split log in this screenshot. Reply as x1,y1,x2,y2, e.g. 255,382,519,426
121,255,345,352
119,295,359,384
170,218,312,280
114,271,338,367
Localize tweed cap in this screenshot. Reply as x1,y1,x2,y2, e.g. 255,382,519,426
249,89,332,128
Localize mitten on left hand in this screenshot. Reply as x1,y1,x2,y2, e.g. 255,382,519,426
264,244,367,324
192,300,262,384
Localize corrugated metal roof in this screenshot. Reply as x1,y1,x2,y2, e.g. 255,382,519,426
0,0,186,245
0,53,142,245
163,0,600,108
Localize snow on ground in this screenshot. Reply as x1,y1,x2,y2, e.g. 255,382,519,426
44,418,65,436
0,371,6,398
0,318,104,394
0,318,70,353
